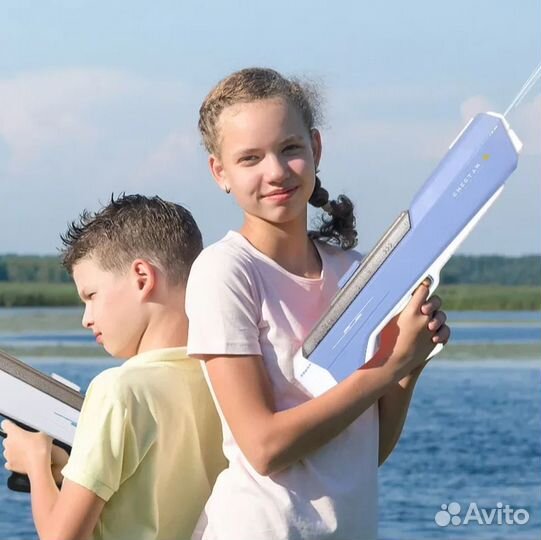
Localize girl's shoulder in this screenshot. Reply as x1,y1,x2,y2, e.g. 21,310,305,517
314,239,364,277
186,231,263,314
189,231,262,294
194,231,257,272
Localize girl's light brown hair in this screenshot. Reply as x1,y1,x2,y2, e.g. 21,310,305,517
198,67,357,250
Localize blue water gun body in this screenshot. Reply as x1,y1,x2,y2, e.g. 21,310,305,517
295,113,522,396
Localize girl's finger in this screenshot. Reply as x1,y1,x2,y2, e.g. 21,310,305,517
432,324,451,344
428,310,447,331
421,295,442,315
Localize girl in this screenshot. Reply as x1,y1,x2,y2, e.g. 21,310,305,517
186,67,450,540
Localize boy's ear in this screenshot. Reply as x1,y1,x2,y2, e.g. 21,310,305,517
310,129,323,170
130,259,156,299
208,155,229,193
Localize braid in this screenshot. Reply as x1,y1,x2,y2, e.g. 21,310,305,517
308,176,329,208
309,177,358,250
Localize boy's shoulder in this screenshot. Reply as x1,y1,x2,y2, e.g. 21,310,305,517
86,348,200,404
85,365,130,404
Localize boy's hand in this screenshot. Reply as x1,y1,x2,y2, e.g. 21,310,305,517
2,420,52,475
378,279,450,381
51,444,70,485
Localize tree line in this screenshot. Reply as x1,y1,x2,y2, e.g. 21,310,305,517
0,254,539,285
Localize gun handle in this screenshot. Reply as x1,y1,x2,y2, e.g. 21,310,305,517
7,472,31,492
0,418,70,493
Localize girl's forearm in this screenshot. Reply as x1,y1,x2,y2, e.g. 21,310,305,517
377,367,423,466
257,359,397,475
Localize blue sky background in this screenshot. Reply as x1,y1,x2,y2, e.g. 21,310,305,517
0,0,539,255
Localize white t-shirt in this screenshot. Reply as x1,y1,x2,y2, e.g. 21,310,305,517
186,231,379,540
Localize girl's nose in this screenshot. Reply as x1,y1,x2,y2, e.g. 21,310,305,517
265,154,289,183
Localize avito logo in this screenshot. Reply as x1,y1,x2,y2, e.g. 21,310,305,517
435,501,529,527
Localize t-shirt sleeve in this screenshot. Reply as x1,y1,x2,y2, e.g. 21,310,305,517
186,247,262,356
61,372,140,502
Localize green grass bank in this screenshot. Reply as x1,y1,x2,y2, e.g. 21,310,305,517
0,282,539,310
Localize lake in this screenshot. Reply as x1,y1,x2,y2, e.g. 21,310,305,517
0,308,538,539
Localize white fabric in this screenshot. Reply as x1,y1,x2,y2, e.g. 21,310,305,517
187,231,379,540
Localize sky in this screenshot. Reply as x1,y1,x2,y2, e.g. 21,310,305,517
0,0,540,256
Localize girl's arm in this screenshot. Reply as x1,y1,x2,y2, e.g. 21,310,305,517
2,421,104,540
377,366,423,466
377,297,449,466
198,284,445,476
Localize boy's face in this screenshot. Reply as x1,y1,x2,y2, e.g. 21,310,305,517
72,257,147,359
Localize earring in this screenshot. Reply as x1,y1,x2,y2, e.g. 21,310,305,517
225,186,231,194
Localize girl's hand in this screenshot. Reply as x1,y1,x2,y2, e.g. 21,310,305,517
2,420,52,475
376,280,450,381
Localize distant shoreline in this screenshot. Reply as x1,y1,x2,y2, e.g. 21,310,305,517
0,282,539,310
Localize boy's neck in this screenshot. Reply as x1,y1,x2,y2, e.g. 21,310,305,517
134,305,188,357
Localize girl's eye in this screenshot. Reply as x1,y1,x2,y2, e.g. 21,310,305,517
238,155,258,164
283,144,302,154
88,292,96,300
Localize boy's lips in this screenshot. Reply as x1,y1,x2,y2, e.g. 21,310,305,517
94,333,103,344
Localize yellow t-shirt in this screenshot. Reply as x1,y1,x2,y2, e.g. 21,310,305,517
62,347,226,540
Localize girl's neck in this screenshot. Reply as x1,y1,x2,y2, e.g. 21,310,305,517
240,212,322,279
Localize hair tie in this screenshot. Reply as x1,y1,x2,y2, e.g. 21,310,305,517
322,201,333,214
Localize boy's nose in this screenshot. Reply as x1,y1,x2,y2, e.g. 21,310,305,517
81,306,93,329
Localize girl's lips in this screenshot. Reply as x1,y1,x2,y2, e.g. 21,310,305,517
263,186,298,202
95,334,103,344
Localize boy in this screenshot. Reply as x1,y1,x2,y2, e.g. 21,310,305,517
2,194,226,540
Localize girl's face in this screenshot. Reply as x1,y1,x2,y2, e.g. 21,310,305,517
209,98,322,227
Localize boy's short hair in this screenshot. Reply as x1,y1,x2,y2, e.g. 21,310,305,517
60,194,203,285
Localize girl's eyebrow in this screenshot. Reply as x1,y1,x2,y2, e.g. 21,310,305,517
233,135,305,158
233,147,260,158
281,134,304,144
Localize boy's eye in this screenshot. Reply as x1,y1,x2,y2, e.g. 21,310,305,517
88,292,96,299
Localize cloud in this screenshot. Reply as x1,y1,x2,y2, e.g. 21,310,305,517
0,69,127,167
458,93,540,156
459,95,494,120
512,93,541,156
131,130,202,188
0,68,192,172
0,68,206,252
